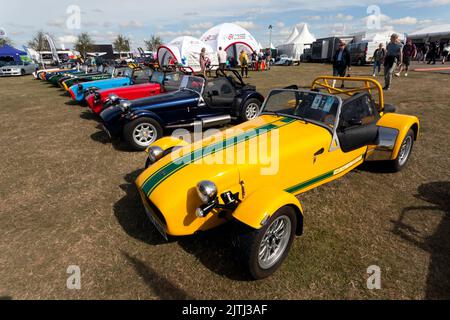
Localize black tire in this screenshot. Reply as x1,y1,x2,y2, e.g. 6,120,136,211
388,129,415,172
21,69,25,76
240,98,262,122
123,117,163,151
233,206,297,280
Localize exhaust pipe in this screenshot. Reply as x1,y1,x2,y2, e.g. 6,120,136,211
166,115,231,129
200,115,231,127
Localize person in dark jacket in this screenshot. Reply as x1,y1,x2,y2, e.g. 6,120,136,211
332,40,351,88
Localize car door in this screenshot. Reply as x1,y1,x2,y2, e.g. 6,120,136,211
199,78,236,117
337,93,380,153
310,93,380,183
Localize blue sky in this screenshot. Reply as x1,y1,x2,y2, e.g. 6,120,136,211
1,0,449,50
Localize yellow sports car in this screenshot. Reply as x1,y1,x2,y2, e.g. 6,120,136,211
135,77,420,279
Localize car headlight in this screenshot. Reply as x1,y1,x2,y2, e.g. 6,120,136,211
109,94,119,104
146,146,164,167
196,180,218,204
119,100,131,112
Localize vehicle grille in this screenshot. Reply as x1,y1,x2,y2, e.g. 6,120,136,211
143,194,167,227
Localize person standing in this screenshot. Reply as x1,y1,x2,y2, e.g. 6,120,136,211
427,42,438,65
200,48,207,78
421,43,429,63
239,50,249,78
396,39,416,77
265,49,272,70
372,43,386,77
332,40,351,88
217,47,227,71
383,33,403,91
442,41,449,64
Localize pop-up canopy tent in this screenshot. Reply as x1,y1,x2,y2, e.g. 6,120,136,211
0,44,28,63
276,23,316,60
158,36,218,73
201,23,261,63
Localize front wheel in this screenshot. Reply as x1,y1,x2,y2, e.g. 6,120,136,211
388,129,414,172
240,98,262,122
123,117,163,151
233,206,297,280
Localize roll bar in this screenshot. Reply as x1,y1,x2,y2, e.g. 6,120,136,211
311,76,385,111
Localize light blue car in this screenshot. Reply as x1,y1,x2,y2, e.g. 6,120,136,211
68,67,152,102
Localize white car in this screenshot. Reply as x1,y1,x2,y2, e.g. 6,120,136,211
0,61,36,76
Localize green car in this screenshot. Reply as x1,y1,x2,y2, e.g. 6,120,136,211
61,66,127,91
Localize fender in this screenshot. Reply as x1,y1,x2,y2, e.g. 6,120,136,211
146,136,189,153
232,188,304,235
234,91,265,117
126,109,165,126
376,113,420,160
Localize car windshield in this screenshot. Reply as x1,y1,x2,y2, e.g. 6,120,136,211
122,68,134,78
179,76,205,94
262,89,341,128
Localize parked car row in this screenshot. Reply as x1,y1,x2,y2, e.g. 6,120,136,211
33,68,420,279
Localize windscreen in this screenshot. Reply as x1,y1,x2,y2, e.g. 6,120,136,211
262,89,340,128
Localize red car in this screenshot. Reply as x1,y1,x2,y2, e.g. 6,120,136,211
86,71,183,114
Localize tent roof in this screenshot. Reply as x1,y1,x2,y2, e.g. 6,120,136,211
200,23,260,52
285,27,300,44
292,23,316,44
0,44,27,57
408,24,450,37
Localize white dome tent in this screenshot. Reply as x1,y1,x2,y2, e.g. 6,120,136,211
157,36,218,73
200,23,261,63
277,23,316,60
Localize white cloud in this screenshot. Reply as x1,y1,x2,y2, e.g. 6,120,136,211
305,15,322,21
333,13,354,21
276,22,285,28
413,0,450,7
47,18,65,28
119,20,144,28
189,22,213,30
58,35,77,44
232,21,259,30
390,16,418,25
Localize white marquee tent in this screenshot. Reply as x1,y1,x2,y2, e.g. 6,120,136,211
276,23,316,60
200,23,261,62
408,24,450,41
157,36,218,73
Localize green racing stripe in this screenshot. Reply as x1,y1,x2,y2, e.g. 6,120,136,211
141,117,296,196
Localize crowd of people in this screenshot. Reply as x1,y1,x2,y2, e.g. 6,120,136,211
332,34,450,91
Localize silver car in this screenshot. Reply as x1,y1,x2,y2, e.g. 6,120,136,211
0,61,36,76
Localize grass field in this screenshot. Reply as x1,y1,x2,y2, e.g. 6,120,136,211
0,64,449,300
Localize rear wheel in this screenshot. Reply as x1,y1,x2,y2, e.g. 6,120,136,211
123,117,163,151
240,98,262,122
233,206,297,280
388,129,414,172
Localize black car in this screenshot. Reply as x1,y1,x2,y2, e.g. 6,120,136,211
100,70,265,150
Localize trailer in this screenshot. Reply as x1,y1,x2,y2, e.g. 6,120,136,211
311,36,353,63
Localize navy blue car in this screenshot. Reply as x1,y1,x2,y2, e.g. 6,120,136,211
100,70,265,150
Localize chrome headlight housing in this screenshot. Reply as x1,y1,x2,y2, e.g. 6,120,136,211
119,100,131,112
196,180,218,204
109,93,119,104
146,146,164,167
